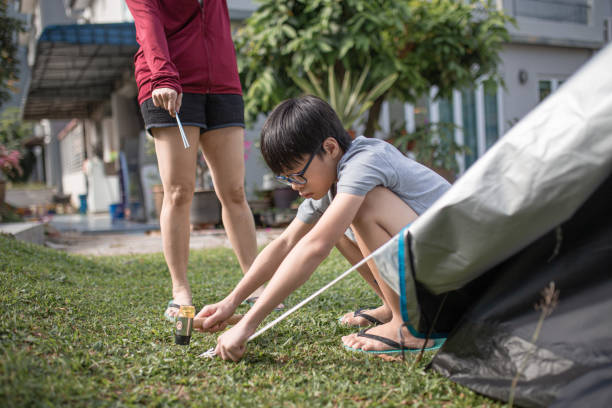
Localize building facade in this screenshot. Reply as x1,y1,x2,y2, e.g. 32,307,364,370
19,0,265,220
18,0,612,218
380,0,612,174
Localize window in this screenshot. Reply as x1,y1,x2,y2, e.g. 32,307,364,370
461,89,479,168
413,95,429,128
538,78,565,102
402,83,502,174
438,96,454,141
60,123,85,175
484,87,499,150
513,0,590,25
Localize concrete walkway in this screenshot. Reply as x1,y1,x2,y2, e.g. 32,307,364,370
3,211,283,256
48,228,283,256
49,213,159,234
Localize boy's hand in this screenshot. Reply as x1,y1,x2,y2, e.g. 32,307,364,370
195,300,237,333
151,87,183,117
215,324,251,362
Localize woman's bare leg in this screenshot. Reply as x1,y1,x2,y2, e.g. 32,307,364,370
335,236,391,326
153,126,200,318
199,127,260,296
340,187,432,352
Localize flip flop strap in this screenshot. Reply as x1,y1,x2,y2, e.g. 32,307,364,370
354,308,383,325
357,328,402,349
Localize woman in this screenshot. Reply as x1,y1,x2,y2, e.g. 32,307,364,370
126,0,260,319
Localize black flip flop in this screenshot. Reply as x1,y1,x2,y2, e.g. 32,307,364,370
339,307,383,327
344,327,445,355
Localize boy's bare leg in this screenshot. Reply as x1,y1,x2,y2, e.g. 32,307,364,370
335,236,391,326
340,186,433,352
153,126,201,318
199,127,261,298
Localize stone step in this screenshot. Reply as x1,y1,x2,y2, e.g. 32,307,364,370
0,222,45,246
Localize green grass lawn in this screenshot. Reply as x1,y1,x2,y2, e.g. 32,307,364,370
0,234,501,407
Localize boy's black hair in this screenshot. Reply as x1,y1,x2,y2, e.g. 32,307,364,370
260,95,352,175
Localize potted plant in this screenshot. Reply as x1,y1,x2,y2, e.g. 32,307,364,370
190,153,221,227
388,122,470,182
0,145,22,204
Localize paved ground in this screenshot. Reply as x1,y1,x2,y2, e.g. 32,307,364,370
46,228,283,256
49,213,160,234
3,197,284,255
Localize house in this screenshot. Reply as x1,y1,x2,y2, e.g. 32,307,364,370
18,0,266,221
18,0,612,220
379,0,612,173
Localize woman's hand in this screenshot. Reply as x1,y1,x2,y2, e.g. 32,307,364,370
152,87,183,117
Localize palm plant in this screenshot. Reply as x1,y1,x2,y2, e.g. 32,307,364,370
289,65,397,132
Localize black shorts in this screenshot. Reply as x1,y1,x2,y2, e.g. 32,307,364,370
140,93,245,135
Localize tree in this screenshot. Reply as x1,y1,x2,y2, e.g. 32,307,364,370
235,0,512,136
0,107,33,150
0,0,25,109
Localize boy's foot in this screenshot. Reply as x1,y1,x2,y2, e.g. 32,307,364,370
339,305,391,327
341,322,438,354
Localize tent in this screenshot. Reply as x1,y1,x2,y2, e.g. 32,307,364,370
374,44,612,407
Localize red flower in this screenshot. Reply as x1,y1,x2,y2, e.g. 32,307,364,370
0,145,23,178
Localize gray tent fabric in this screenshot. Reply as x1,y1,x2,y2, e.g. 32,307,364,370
372,44,612,406
431,173,612,407
409,43,612,295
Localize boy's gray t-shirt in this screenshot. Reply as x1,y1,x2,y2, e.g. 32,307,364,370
296,136,451,224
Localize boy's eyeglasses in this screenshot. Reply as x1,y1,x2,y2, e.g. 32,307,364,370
275,149,318,186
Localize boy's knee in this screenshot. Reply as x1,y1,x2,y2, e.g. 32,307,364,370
164,183,195,207
353,186,388,225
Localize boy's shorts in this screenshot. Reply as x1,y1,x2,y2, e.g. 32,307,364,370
140,93,245,135
345,227,357,243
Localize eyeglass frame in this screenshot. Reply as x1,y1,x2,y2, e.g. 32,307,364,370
275,147,321,186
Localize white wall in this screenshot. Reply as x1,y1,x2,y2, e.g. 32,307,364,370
62,173,87,207
499,43,593,132
503,0,610,47
87,0,132,23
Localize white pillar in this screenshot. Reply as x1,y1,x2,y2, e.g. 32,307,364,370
452,90,465,174
404,103,415,133
379,101,391,139
475,83,486,157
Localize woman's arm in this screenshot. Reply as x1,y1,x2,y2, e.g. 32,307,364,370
125,0,181,94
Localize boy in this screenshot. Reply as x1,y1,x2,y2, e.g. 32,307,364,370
196,95,450,361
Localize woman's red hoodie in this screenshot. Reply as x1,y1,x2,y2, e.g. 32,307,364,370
126,0,242,105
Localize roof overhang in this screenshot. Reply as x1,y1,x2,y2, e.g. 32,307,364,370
23,23,138,120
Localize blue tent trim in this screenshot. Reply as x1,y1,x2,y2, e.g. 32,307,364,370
398,225,447,340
